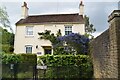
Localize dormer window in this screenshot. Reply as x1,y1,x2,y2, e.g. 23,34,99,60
26,26,33,35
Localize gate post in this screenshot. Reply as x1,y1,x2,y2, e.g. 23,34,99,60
108,10,120,78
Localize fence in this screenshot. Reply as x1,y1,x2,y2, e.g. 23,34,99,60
2,63,37,80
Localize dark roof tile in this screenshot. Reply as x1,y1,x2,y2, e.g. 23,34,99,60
16,13,84,25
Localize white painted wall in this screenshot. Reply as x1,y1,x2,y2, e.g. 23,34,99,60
14,23,85,55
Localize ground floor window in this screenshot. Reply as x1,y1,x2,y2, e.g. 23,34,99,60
25,45,32,53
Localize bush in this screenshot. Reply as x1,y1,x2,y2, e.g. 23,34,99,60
9,46,14,52
38,55,93,78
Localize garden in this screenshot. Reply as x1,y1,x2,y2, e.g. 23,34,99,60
2,54,93,79
1,31,93,79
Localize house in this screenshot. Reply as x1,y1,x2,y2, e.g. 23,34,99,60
14,1,85,55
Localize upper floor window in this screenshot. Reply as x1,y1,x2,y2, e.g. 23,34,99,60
25,45,32,53
26,26,33,35
65,26,72,35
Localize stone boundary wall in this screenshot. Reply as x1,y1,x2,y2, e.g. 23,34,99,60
91,30,110,78
90,10,120,79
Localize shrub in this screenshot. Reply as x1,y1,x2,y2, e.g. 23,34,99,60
37,55,93,78
57,33,90,54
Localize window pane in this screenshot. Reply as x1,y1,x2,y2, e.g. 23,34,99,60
26,26,33,35
65,26,72,35
26,46,32,53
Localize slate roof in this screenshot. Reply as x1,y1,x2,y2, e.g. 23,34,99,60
16,13,84,25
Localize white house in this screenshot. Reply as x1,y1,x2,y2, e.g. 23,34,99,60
14,1,85,55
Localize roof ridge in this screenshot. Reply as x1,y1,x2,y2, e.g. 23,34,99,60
29,13,79,17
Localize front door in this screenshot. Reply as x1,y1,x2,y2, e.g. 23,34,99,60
44,48,51,55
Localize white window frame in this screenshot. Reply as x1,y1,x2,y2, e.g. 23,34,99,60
65,25,72,35
25,45,32,53
26,26,33,36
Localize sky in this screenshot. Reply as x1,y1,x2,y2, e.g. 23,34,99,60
0,0,119,37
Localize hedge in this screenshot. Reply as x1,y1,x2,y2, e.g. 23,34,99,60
38,55,93,78
38,55,92,66
2,53,37,65
19,54,37,65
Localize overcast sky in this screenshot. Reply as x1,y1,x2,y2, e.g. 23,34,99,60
0,0,119,37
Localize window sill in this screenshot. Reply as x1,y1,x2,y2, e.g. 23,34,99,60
25,35,34,38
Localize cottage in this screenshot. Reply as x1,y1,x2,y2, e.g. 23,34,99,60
14,1,85,55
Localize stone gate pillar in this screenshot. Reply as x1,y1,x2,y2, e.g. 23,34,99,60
108,10,120,78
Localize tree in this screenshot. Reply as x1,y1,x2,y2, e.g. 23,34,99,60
1,28,14,45
38,30,89,55
0,27,14,53
0,6,13,32
84,15,96,38
57,33,89,55
56,29,62,37
38,30,58,45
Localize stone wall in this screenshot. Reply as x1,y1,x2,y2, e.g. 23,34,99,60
91,10,120,79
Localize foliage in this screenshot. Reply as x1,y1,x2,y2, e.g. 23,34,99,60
19,54,37,65
38,66,93,78
2,53,21,64
9,46,14,52
17,71,33,78
57,33,89,54
56,29,62,37
84,15,96,35
0,6,13,32
1,44,14,53
2,53,37,65
0,27,14,53
38,30,59,45
84,15,96,33
2,53,37,79
38,55,93,78
38,30,89,55
1,28,14,45
2,62,36,79
38,55,92,66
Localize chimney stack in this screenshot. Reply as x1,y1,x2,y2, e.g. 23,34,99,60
21,2,29,19
118,1,120,10
79,0,84,16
